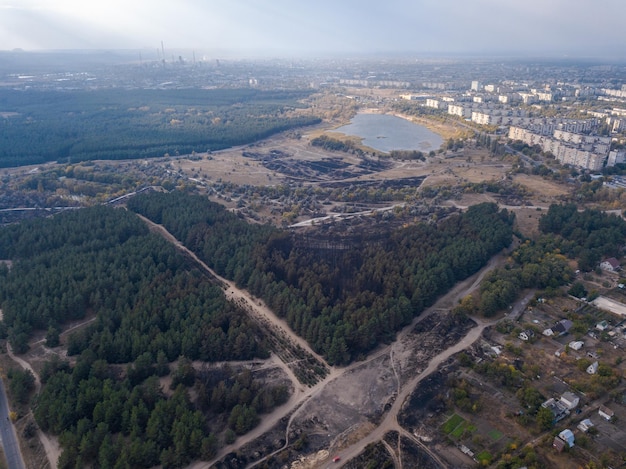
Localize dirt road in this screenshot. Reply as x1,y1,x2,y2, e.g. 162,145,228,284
139,215,330,369
6,343,61,469
330,321,490,468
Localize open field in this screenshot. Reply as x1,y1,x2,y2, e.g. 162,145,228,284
513,173,570,199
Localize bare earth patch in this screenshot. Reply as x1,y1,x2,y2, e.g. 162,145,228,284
513,173,569,198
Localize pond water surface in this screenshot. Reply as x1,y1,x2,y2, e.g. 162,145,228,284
334,113,443,153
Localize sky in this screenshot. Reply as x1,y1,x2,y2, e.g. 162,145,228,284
1,0,625,59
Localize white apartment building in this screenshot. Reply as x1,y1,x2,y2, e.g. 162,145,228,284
425,99,446,109
448,104,472,118
609,117,626,132
553,130,610,146
519,92,537,105
509,125,609,171
607,150,626,166
603,88,626,98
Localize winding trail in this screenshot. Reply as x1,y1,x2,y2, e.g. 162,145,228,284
6,343,61,469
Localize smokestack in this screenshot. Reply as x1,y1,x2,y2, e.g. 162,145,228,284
161,41,165,63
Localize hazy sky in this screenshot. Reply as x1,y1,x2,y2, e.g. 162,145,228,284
1,0,625,58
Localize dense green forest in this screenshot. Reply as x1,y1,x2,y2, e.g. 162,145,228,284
128,192,515,364
457,204,626,317
538,203,626,271
0,206,289,468
0,88,320,167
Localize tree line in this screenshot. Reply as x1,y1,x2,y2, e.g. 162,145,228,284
0,88,320,167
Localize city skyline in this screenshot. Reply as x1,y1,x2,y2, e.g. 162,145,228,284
1,0,625,59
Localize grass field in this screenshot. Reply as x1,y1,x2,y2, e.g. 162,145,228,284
441,413,465,434
476,450,493,464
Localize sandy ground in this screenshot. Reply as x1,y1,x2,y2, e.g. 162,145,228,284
592,296,626,317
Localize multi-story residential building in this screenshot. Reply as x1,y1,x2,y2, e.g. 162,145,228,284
448,104,472,118
508,125,610,171
607,150,626,166
425,98,446,109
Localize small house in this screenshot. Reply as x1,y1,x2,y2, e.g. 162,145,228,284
599,405,614,421
553,319,573,336
600,258,620,272
559,429,575,448
587,361,599,374
577,419,594,432
560,392,580,410
543,328,554,337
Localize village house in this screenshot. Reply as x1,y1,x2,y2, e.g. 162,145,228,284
599,405,615,421
560,392,580,410
552,319,573,336
600,257,621,272
559,429,575,448
542,397,570,422
553,428,576,452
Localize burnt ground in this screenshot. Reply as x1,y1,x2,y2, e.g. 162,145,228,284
400,435,443,469
241,149,393,182
259,311,479,468
342,440,395,469
397,368,451,431
394,312,476,384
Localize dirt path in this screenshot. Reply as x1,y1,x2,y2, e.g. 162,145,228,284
139,215,329,370
6,343,61,469
332,321,490,467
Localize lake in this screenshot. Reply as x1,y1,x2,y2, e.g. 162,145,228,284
334,113,443,153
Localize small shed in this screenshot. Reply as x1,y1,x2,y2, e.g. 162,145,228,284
553,436,566,452
519,330,534,341
568,340,584,351
587,361,599,375
596,320,609,331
